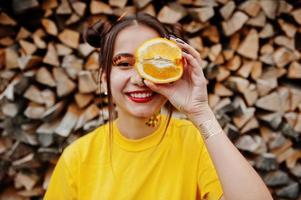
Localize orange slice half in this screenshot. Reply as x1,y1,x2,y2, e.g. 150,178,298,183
135,37,183,84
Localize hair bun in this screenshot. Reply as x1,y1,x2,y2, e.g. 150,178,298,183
84,19,112,48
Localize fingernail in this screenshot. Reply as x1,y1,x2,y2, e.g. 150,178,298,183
168,34,177,39
176,39,184,44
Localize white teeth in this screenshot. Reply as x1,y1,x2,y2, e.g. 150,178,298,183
129,93,153,98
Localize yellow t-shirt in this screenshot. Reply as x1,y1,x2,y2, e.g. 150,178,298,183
44,115,223,200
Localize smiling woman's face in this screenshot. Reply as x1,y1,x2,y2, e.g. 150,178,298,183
109,24,168,119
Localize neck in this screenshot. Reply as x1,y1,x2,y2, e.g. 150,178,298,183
116,112,161,140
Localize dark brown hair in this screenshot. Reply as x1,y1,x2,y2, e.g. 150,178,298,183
84,13,182,173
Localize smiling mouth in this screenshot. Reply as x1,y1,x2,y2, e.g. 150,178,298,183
125,92,157,103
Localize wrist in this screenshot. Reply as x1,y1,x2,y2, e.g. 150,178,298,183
186,104,215,125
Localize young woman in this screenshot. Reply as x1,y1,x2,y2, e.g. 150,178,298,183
44,13,273,200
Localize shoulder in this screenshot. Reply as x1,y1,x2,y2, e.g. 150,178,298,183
61,123,109,164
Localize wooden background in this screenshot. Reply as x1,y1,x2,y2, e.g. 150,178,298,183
0,0,301,199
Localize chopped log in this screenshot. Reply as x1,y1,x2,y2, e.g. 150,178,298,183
208,93,220,109
0,13,17,26
242,83,258,106
276,182,299,199
85,52,99,70
226,76,249,93
183,20,206,34
53,67,76,97
62,55,83,79
239,0,261,17
216,66,230,82
286,150,301,168
258,112,282,130
241,117,259,134
188,37,203,52
1,102,18,117
56,0,72,14
235,135,260,152
133,0,151,9
158,4,186,24
74,93,94,108
24,85,44,104
294,114,301,133
237,29,259,59
79,43,94,57
214,82,233,97
284,112,297,128
42,101,65,120
24,102,46,119
288,61,301,79
35,67,56,87
237,60,254,78
58,29,80,49
255,153,277,171
14,172,39,191
219,0,235,20
277,1,293,15
263,171,290,187
55,104,81,137
109,0,127,8
75,104,100,130
274,35,295,51
43,43,59,66
18,55,42,70
32,34,46,49
208,44,222,62
12,0,39,14
41,89,56,108
259,23,274,39
222,49,234,61
37,118,61,135
5,47,19,69
56,43,72,56
41,18,58,36
246,11,266,27
222,11,248,36
292,8,301,25
259,0,278,19
189,6,214,22
255,91,282,112
256,77,278,97
16,27,31,40
233,107,255,129
225,55,241,71
0,37,14,46
278,19,297,38
72,2,87,16
90,1,113,14
203,25,220,43
78,71,98,93
140,4,156,16
290,87,301,111
272,47,295,68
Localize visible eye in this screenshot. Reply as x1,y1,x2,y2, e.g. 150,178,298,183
116,62,131,67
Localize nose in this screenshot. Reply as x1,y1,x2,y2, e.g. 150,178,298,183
130,69,145,87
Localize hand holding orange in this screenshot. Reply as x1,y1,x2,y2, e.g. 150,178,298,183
135,37,183,84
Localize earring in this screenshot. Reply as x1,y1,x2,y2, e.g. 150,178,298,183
145,111,161,127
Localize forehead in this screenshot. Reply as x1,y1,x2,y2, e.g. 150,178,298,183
113,24,160,56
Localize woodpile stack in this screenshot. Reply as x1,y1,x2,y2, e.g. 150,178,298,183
0,0,300,199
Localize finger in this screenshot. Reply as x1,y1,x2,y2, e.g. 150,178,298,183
182,52,206,80
170,37,201,62
143,79,174,98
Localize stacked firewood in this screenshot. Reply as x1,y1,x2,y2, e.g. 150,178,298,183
0,0,300,199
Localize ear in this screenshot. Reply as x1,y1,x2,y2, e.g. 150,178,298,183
100,73,108,94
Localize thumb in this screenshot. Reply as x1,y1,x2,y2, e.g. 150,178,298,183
144,80,171,97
